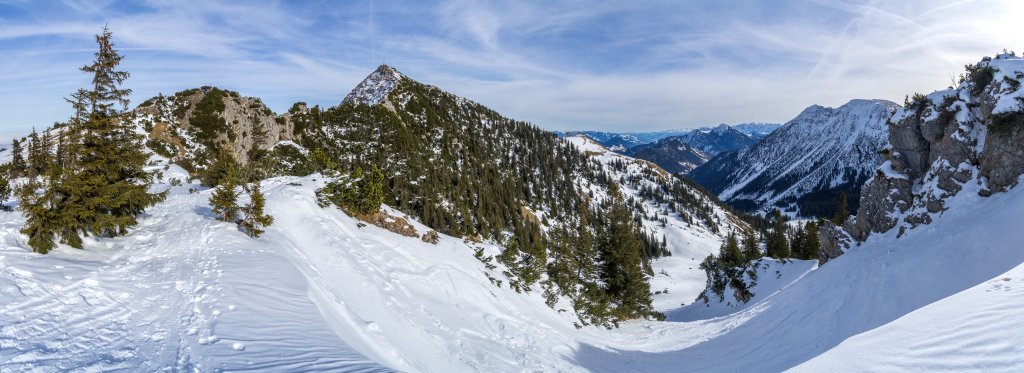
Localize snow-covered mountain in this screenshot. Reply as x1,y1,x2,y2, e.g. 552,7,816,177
675,124,761,157
560,123,779,153
732,122,781,138
6,50,1024,372
576,124,772,174
563,135,745,310
623,137,710,174
558,130,688,151
688,99,898,217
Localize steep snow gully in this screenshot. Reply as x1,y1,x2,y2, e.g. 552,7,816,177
3,155,1024,371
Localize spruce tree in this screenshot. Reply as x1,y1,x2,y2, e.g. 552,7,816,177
789,225,807,259
9,138,25,178
803,221,821,261
831,192,850,225
17,170,63,253
0,175,10,211
741,231,761,261
210,165,241,222
718,232,742,267
26,129,41,178
238,180,274,238
598,186,654,320
765,209,790,259
357,164,385,214
36,26,167,250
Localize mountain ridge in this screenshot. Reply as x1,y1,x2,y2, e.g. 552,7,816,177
688,98,898,217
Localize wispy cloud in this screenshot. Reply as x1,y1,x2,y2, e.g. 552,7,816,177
0,0,1020,135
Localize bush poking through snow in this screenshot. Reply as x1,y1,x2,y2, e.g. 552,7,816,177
421,230,440,244
315,165,386,216
239,180,274,238
208,162,273,238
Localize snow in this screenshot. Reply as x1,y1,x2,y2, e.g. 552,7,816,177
0,161,389,372
796,266,1024,371
342,65,405,106
2,134,1024,370
564,135,739,307
878,160,908,180
709,99,896,215
670,259,817,322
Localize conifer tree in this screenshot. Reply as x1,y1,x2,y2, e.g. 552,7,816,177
789,225,807,259
357,164,385,214
239,180,274,238
8,138,25,178
201,148,239,187
803,221,821,261
741,231,761,261
831,191,850,225
27,26,167,250
210,164,242,222
598,185,654,320
718,232,742,267
765,209,790,258
26,129,41,178
17,170,63,253
0,175,10,211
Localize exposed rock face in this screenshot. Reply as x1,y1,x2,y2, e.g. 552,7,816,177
816,221,849,264
842,54,1024,247
342,64,404,106
134,87,295,167
980,118,1024,192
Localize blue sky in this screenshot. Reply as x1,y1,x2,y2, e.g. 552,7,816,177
0,0,1020,137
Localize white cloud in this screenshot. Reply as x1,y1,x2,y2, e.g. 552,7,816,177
0,0,1021,133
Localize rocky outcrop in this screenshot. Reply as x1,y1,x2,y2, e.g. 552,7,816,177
980,117,1024,192
841,53,1024,247
134,87,296,166
816,221,849,264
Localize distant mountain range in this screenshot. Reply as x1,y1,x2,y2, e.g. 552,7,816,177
556,123,779,152
688,99,899,217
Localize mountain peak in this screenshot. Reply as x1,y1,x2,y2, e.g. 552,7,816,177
710,123,733,134
342,64,407,106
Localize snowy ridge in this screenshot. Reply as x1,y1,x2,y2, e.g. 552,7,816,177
342,65,406,106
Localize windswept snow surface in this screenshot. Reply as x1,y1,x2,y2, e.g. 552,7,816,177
3,155,1024,372
0,162,388,372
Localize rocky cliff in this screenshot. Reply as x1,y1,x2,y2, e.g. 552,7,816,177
133,86,296,170
841,53,1024,245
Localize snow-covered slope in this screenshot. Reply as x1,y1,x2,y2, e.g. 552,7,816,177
575,173,1024,372
797,264,1024,371
6,154,1023,371
564,135,743,309
689,99,898,217
0,157,583,371
0,162,389,371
